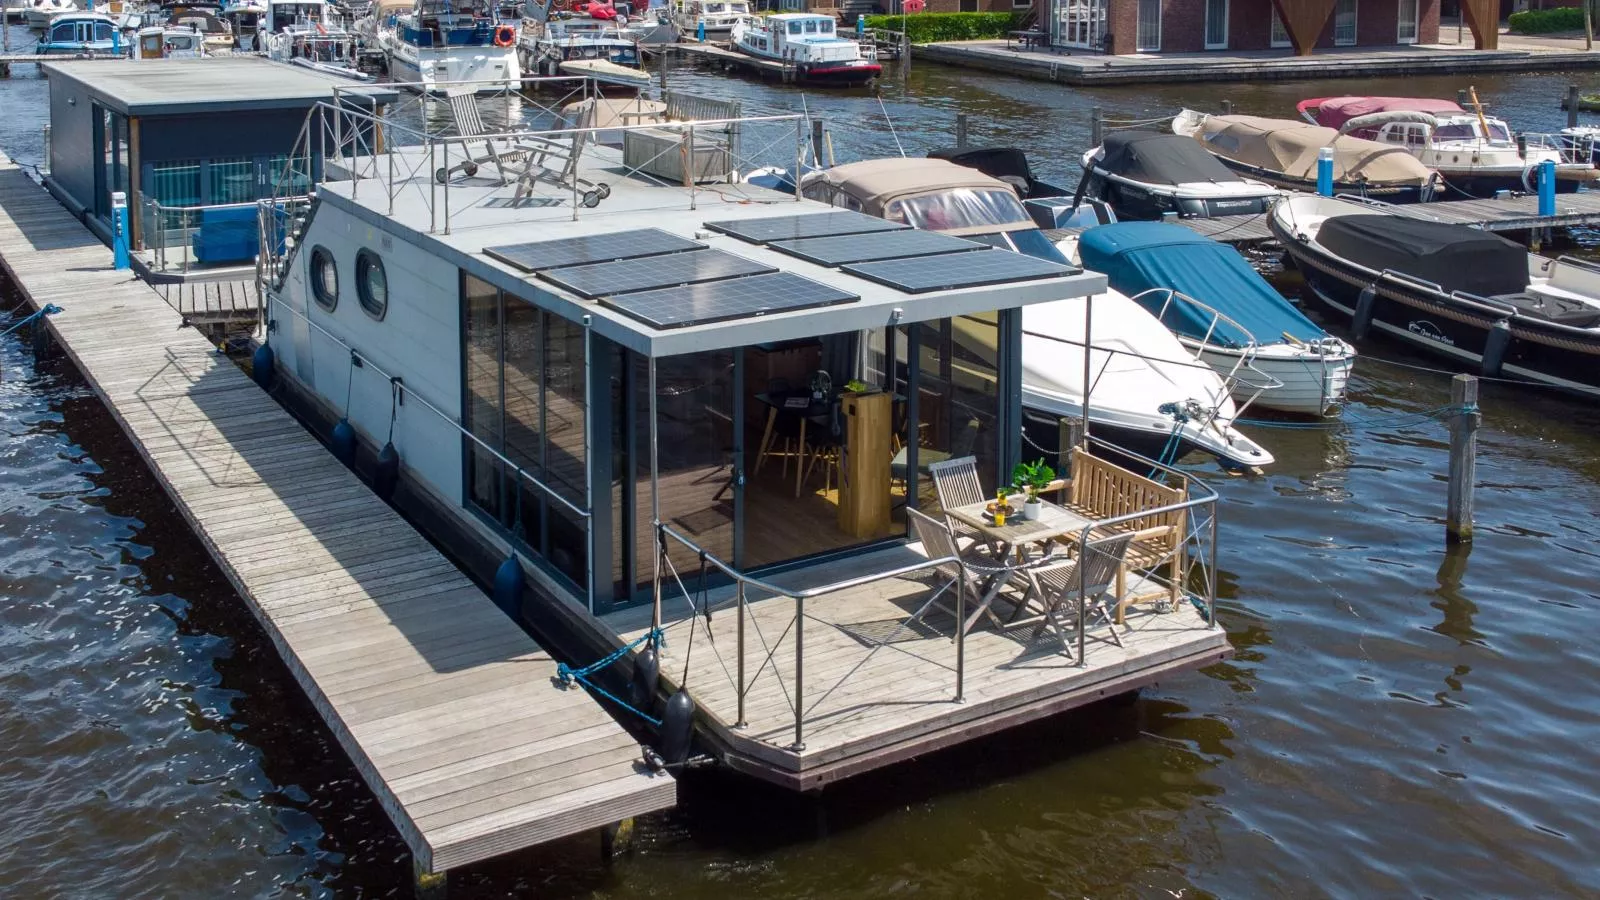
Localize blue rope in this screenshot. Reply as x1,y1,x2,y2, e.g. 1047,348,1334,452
1150,401,1190,478
0,304,62,339
556,627,665,726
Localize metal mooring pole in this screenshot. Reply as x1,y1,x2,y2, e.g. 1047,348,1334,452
1446,374,1480,545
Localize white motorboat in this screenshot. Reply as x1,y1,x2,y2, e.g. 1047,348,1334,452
1070,222,1355,416
387,0,521,93
802,157,1275,468
728,13,879,86
519,10,640,80
668,0,747,41
558,57,648,89
23,0,77,30
1077,131,1282,221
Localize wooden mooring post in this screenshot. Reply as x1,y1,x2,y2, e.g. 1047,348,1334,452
1446,374,1481,544
955,112,968,149
1570,84,1581,128
1090,106,1102,149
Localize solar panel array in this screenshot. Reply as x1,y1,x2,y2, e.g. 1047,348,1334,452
704,210,907,244
842,249,1076,294
541,249,777,300
485,228,704,272
601,274,858,330
768,229,987,267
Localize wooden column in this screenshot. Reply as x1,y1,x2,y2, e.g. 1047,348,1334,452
1461,0,1499,49
838,391,891,540
1270,0,1337,56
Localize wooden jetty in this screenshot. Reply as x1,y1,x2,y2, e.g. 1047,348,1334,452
156,277,261,330
0,154,675,882
671,41,800,82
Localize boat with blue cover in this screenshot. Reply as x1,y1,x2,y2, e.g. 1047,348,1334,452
1076,222,1355,416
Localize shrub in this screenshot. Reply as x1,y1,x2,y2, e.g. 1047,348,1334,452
1508,7,1586,34
863,11,1024,44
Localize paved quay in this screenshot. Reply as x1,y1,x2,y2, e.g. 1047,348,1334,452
0,152,675,879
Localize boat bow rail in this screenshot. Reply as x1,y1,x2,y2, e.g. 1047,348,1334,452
1131,286,1284,414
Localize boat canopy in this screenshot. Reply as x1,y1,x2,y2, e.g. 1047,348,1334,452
1191,115,1435,186
1095,132,1242,185
1302,96,1466,130
811,158,1033,232
1078,222,1325,347
1317,215,1530,297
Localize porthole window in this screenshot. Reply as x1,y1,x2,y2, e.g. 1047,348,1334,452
356,250,388,321
310,246,338,311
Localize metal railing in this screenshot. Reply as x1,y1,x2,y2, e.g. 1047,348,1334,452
141,194,310,274
1132,286,1285,416
649,432,1220,753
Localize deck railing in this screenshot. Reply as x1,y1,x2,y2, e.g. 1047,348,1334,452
140,194,309,274
650,433,1220,753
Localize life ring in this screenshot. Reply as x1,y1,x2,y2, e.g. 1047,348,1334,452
493,24,515,47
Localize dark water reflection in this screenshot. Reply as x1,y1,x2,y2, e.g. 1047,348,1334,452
3,30,1600,896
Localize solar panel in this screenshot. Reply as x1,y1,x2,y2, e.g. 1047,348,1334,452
768,229,988,267
600,273,858,329
704,211,908,244
539,249,778,300
484,228,703,272
841,249,1078,294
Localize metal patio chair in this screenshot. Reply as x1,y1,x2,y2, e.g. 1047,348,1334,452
1018,532,1134,658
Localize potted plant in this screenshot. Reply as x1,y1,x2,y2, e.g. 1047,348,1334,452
843,378,873,395
1009,458,1056,521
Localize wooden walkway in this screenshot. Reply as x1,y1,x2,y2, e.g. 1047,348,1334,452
1390,190,1600,231
0,155,674,874
157,277,261,327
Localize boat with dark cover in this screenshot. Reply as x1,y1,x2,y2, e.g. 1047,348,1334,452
1272,195,1600,398
1076,131,1281,221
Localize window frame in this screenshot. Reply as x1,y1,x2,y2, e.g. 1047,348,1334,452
310,245,338,311
355,249,388,321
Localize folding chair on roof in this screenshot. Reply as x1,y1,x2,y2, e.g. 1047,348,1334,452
433,87,520,185
509,127,612,209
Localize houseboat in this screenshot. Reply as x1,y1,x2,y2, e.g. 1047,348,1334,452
1173,110,1441,204
670,0,748,40
34,10,120,53
1297,96,1597,197
1272,194,1600,398
729,13,880,86
252,97,1231,791
387,0,521,93
800,157,1274,469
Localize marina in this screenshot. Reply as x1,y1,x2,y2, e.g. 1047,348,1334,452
2,12,1600,898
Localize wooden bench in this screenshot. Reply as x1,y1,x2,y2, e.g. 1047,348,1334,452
1050,449,1187,622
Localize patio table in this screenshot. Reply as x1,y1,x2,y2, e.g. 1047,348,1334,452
945,498,1097,635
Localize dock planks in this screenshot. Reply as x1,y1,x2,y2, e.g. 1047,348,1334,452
157,277,260,327
0,155,674,873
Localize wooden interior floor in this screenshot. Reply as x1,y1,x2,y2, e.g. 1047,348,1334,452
601,542,1230,782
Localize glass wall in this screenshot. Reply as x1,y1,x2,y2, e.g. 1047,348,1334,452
916,315,1001,514
462,273,590,591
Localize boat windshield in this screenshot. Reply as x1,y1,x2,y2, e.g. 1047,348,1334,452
272,2,325,27
1434,119,1513,145
884,188,1031,231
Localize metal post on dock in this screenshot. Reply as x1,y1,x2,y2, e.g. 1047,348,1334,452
1446,374,1480,545
1570,85,1581,129
735,580,747,728
955,112,968,149
791,594,805,752
1090,106,1102,149
953,565,965,702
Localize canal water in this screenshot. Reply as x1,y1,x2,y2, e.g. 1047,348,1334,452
3,30,1599,896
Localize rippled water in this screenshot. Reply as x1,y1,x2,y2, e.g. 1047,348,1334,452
3,29,1600,896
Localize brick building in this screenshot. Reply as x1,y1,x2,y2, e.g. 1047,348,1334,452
920,0,1442,55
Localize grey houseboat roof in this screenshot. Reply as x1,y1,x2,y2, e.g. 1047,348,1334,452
316,135,1108,358
42,57,398,116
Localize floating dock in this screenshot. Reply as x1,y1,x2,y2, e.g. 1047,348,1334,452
671,41,800,82
0,154,675,880
156,277,261,330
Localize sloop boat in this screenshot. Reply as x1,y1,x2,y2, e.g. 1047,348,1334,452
1271,194,1600,400
1076,131,1282,221
1297,95,1597,197
729,13,880,86
801,157,1274,469
1073,222,1355,416
1173,110,1440,204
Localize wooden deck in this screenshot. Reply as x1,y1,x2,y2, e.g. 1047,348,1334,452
0,154,674,873
1389,190,1600,232
602,542,1230,789
157,278,260,327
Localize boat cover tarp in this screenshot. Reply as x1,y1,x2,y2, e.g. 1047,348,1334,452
928,147,1033,184
1317,214,1530,296
1190,115,1434,186
1097,131,1242,185
1079,222,1325,348
1305,96,1465,130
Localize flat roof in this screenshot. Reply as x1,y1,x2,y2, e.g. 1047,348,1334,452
318,139,1106,358
41,57,398,116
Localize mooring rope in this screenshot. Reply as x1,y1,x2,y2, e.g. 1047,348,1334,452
555,626,666,726
0,303,61,339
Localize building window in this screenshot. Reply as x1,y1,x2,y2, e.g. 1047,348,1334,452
461,273,590,591
1013,0,1032,7
1333,0,1357,46
1269,8,1291,47
1204,0,1228,49
1397,0,1418,43
356,250,388,320
1136,0,1161,51
310,246,338,311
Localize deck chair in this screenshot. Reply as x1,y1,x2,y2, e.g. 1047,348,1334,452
509,127,611,208
894,509,990,641
1019,532,1133,658
926,454,996,556
434,87,519,185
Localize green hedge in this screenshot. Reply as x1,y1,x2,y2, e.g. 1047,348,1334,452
863,12,1024,44
1508,7,1586,34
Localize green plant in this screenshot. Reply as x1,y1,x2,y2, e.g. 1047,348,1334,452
844,378,871,393
1508,7,1586,34
863,11,1025,44
1009,458,1057,502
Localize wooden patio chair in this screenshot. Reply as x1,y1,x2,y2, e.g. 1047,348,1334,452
926,454,995,555
1019,532,1134,658
896,508,991,640
434,86,519,185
